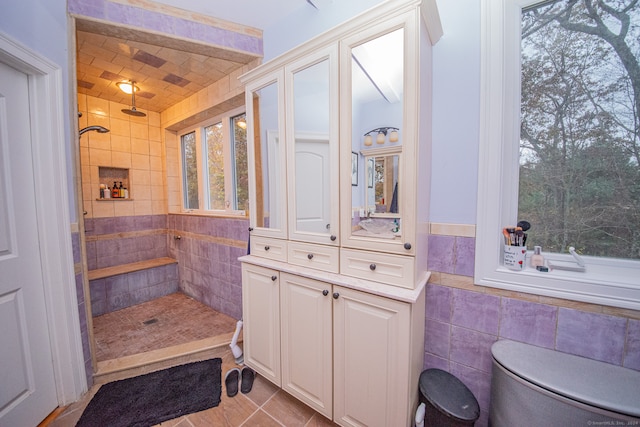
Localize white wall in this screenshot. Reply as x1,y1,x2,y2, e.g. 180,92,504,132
0,0,75,220
263,0,481,226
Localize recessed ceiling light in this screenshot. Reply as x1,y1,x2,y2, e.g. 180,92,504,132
116,81,139,94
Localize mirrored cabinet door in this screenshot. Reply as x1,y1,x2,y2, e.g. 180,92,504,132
245,71,288,239
340,13,418,255
285,46,339,245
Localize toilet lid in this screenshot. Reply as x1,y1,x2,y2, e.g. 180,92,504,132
419,368,480,422
491,340,640,418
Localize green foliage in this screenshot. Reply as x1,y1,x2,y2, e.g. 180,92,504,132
519,0,640,259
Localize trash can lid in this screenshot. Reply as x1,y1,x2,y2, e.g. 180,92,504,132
419,369,480,422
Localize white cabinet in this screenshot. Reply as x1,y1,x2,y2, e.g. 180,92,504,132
241,264,281,386
244,44,340,255
240,0,441,425
245,71,288,241
242,262,426,427
285,45,340,246
280,273,333,418
333,286,422,427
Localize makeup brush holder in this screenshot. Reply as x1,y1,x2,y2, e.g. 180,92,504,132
503,245,527,271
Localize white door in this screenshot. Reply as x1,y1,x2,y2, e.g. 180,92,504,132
0,61,58,427
295,138,330,234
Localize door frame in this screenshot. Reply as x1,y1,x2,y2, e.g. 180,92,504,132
0,32,87,404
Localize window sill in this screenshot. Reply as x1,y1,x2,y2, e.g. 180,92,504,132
476,253,640,311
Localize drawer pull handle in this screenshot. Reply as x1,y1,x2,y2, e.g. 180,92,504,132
307,253,314,260
404,242,412,250
271,275,277,281
333,292,340,299
369,263,377,271
330,235,337,241
264,245,270,251
322,290,329,296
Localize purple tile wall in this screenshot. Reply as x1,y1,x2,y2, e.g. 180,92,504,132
67,0,262,56
428,234,474,276
168,214,249,320
425,234,640,427
85,214,168,269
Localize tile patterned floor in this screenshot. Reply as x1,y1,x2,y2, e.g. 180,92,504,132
93,292,238,361
50,293,337,426
51,348,338,427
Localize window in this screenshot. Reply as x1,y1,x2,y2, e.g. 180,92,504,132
476,0,640,310
181,131,199,210
178,108,248,215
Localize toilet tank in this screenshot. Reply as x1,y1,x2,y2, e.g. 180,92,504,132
490,340,640,426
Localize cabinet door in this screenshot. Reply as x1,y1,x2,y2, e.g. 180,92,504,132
280,273,333,418
245,71,288,240
285,45,340,246
241,263,281,386
339,11,419,256
333,286,412,427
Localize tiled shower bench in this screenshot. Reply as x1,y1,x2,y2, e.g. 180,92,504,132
88,257,179,316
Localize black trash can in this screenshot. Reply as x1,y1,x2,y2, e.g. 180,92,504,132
418,369,480,427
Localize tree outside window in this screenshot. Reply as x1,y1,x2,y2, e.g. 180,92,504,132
179,108,247,214
519,0,640,260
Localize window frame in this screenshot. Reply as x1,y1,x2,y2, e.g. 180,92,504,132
475,0,640,311
177,106,247,216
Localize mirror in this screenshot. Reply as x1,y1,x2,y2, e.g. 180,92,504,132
292,58,331,235
365,152,400,216
350,28,404,238
252,81,282,230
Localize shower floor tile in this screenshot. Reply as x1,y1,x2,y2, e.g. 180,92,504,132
92,292,237,362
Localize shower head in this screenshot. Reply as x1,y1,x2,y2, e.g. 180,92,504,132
121,106,147,117
79,125,110,136
121,81,147,117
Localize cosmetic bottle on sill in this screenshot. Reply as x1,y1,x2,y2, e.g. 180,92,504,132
530,246,544,268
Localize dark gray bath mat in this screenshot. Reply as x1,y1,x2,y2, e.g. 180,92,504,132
76,358,222,427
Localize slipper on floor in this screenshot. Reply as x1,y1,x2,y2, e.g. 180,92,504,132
225,368,240,397
241,367,255,394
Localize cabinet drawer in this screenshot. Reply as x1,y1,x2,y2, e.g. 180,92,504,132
340,248,414,288
287,241,340,273
250,236,287,262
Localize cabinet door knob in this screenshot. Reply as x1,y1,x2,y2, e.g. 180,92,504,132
248,227,253,232
307,253,314,260
330,235,337,241
271,275,277,281
369,263,377,271
333,292,340,299
322,290,329,296
264,245,270,251
404,242,412,250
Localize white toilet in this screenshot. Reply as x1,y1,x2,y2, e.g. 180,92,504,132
490,340,640,426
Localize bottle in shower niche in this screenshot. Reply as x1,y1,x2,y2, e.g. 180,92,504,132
123,185,129,199
112,181,119,198
530,246,544,268
119,181,124,198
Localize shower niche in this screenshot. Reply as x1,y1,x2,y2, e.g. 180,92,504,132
97,166,131,200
